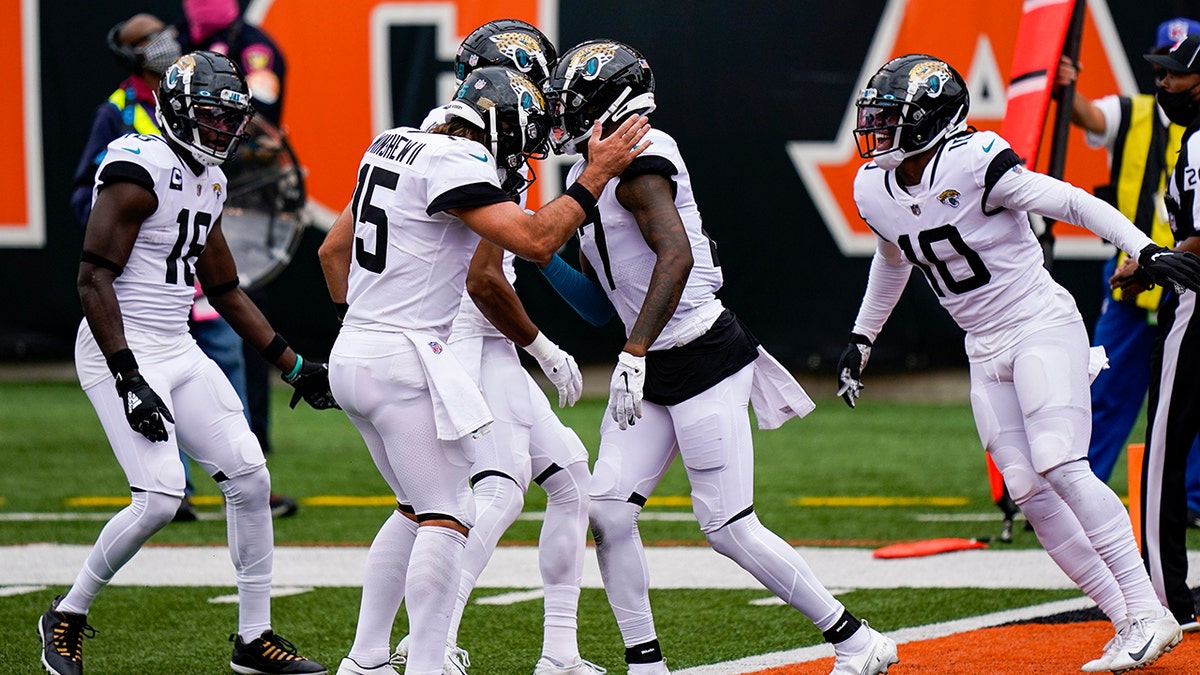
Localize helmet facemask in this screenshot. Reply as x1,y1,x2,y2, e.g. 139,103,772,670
548,40,656,155
853,55,969,170
156,53,255,167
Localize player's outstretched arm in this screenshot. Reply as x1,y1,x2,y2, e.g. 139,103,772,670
467,241,582,407
454,117,651,265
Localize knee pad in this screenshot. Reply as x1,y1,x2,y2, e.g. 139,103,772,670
219,465,271,507
589,499,640,548
542,461,590,507
997,458,1044,505
705,511,758,559
137,490,185,531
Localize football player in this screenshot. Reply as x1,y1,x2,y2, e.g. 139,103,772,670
40,52,335,675
392,19,606,675
541,40,897,675
841,53,1200,672
318,66,648,675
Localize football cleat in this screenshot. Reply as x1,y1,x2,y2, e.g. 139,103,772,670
37,595,94,675
393,635,470,674
230,630,328,674
335,656,397,675
829,624,898,675
1104,610,1181,673
1080,627,1126,672
533,656,607,674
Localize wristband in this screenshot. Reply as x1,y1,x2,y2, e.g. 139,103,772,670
523,332,558,363
284,354,304,380
259,333,289,363
563,182,598,214
106,348,139,378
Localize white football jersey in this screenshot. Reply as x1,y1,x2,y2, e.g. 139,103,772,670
89,133,227,336
342,126,511,338
853,130,1080,358
567,128,725,351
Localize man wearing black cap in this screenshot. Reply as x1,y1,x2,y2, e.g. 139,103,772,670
1113,31,1200,632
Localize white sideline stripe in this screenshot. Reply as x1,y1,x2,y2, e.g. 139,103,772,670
0,584,45,597
208,586,314,604
915,513,1026,522
11,545,1197,591
475,589,544,605
673,596,1097,675
519,510,698,522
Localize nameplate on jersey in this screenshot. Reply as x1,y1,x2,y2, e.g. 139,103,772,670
366,132,428,167
169,167,183,191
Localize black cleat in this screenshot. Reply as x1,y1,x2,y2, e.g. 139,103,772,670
37,595,94,675
269,493,299,519
231,630,327,674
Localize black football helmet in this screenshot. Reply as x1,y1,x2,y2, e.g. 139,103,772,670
455,19,557,87
155,51,255,166
854,54,969,169
444,66,552,195
549,39,655,155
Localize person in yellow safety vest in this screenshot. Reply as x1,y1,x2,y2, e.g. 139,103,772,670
1056,17,1200,537
69,14,180,226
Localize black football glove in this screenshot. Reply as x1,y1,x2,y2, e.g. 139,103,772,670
115,372,174,442
282,356,339,410
836,333,873,409
1136,244,1200,294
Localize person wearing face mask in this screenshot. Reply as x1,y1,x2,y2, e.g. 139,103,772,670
1111,31,1200,634
1054,18,1200,540
69,13,181,226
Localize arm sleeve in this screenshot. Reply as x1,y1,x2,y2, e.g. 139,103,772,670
539,253,616,326
851,240,912,342
987,168,1154,257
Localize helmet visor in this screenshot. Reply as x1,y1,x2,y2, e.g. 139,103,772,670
193,103,252,155
854,102,904,158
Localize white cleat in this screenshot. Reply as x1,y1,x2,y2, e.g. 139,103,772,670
336,656,398,675
1104,610,1182,673
533,656,607,674
1080,628,1126,672
829,625,898,675
393,635,470,675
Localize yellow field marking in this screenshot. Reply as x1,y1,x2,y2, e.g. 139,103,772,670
791,496,970,507
0,496,7,505
646,495,692,507
301,496,397,507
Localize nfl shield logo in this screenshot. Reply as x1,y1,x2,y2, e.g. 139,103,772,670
910,204,921,216
428,341,443,354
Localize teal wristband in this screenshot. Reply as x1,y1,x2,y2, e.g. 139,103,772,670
285,354,304,380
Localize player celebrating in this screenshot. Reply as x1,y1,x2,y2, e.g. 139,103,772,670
543,40,896,675
392,19,605,675
319,66,648,675
840,53,1200,672
40,52,334,675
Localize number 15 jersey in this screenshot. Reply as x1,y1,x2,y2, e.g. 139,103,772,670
853,130,1079,359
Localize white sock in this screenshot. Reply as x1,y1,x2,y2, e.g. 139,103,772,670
538,461,590,664
446,476,523,645
1017,485,1126,625
590,500,658,646
705,513,844,628
348,511,418,666
220,468,275,641
1045,462,1162,617
60,491,178,615
404,526,467,673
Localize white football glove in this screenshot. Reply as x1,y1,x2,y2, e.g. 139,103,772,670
524,332,583,407
608,351,645,430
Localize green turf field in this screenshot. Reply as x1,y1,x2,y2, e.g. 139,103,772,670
1,378,1186,674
